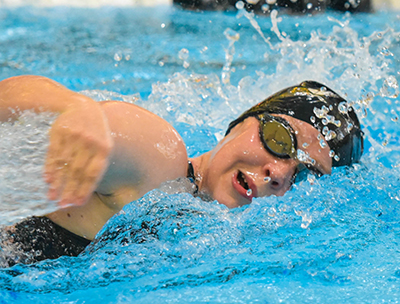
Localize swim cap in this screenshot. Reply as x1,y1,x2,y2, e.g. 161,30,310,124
226,80,364,167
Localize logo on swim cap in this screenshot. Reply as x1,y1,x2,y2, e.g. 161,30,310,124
225,81,364,167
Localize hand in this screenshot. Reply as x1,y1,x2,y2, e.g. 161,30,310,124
44,99,113,207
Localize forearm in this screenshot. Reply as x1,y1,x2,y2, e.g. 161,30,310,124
0,75,96,121
0,75,113,207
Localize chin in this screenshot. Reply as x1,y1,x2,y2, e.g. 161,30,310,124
216,195,251,209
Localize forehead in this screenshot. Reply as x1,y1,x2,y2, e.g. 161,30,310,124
273,114,332,174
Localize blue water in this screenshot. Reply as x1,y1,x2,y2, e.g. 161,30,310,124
0,5,400,303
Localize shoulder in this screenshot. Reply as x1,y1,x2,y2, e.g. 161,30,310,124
97,101,188,200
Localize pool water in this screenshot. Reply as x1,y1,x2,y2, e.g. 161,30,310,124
0,4,400,303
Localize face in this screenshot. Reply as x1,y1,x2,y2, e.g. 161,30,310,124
194,115,332,208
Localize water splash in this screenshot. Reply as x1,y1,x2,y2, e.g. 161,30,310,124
0,111,56,225
0,7,400,303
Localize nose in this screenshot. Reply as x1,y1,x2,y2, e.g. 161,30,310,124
260,160,297,196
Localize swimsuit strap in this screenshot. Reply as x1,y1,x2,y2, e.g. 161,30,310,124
187,161,199,194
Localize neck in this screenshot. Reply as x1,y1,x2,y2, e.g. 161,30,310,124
188,152,210,192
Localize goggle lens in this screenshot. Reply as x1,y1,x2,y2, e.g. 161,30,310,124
259,115,296,159
258,114,323,183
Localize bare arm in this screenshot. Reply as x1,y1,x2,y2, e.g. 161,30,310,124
95,101,189,209
0,76,113,207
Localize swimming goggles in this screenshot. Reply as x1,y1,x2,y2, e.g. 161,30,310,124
257,114,323,182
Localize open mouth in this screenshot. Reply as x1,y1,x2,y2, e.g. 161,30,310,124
237,171,249,190
233,170,257,201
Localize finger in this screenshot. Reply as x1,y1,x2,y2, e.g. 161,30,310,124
74,155,109,206
44,130,63,184
58,146,92,207
46,137,77,201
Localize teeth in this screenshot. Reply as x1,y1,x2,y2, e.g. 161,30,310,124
239,172,249,190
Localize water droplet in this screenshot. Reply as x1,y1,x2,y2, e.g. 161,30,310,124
224,28,240,41
325,130,337,141
302,142,309,149
235,1,245,9
310,116,316,123
329,150,335,157
264,176,271,183
314,105,330,119
322,126,329,135
161,23,166,28
178,48,190,69
307,2,313,9
338,102,348,114
320,86,327,92
319,139,327,148
347,123,353,132
261,4,269,11
247,0,260,4
334,155,340,162
114,53,122,61
178,48,189,61
380,47,393,57
266,0,276,4
268,207,276,217
246,189,253,196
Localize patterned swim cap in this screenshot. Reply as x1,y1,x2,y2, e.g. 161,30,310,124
225,80,364,167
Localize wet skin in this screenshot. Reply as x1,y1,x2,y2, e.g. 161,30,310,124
191,115,332,208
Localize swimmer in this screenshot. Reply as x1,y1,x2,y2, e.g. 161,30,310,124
0,76,363,265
